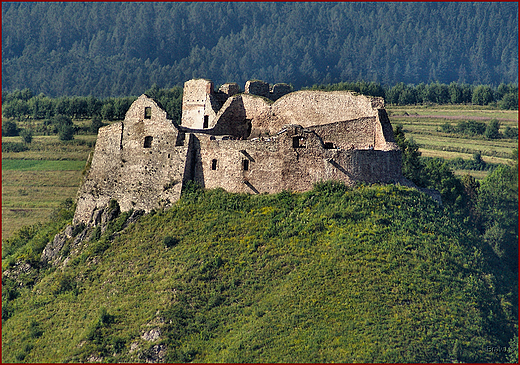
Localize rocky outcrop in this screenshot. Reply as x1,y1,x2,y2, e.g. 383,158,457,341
40,201,144,267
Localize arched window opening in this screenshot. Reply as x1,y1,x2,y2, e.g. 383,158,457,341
211,159,218,170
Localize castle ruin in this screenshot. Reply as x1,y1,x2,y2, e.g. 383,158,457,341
74,79,435,225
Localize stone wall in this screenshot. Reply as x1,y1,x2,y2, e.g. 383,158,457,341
308,117,376,150
218,83,240,97
245,80,270,98
191,127,402,196
248,90,385,137
181,79,218,129
270,83,292,100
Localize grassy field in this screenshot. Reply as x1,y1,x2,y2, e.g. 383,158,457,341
387,105,518,179
2,134,93,239
2,184,515,363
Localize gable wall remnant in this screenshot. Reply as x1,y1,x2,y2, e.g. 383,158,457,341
74,95,191,225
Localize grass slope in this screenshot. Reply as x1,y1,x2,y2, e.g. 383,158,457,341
1,183,515,363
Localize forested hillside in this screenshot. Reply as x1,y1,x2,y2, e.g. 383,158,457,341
2,2,518,97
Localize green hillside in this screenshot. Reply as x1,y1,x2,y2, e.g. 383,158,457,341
1,182,516,362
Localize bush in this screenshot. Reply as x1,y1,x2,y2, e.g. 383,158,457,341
19,128,33,144
90,115,104,134
441,122,454,133
498,92,518,110
504,127,518,139
2,142,28,152
455,120,486,136
472,85,494,105
58,124,75,141
164,236,180,248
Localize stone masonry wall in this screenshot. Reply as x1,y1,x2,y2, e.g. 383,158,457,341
245,80,270,98
191,128,402,196
181,79,218,129
308,117,377,150
248,90,385,137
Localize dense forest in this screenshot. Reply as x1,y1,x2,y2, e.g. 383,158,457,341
2,2,518,97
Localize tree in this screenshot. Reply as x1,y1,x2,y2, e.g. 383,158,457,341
393,124,426,186
472,85,494,105
448,82,463,104
101,102,115,121
498,92,518,110
52,115,75,141
422,158,466,208
90,116,104,134
58,124,75,141
2,120,19,136
484,119,501,139
476,163,518,272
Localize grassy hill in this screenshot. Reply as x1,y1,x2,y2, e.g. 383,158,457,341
1,182,516,363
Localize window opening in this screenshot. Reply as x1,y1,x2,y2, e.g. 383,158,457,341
324,142,335,149
203,115,209,129
211,159,218,170
144,136,153,148
242,159,249,171
144,107,152,119
293,136,305,148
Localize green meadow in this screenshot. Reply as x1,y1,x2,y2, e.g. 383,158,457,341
2,135,93,239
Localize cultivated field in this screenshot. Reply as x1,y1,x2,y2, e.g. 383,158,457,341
1,107,518,238
2,135,95,239
387,105,518,173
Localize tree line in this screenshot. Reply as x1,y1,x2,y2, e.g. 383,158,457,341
2,80,517,125
2,2,517,97
2,81,517,144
